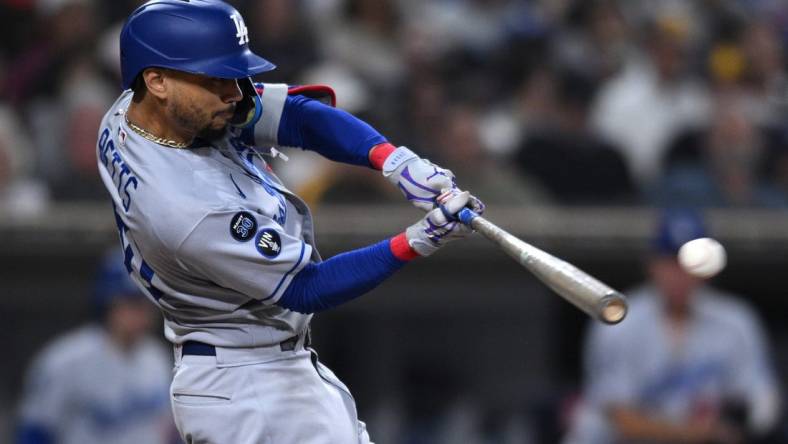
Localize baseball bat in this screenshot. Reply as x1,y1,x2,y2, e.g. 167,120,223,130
457,208,627,325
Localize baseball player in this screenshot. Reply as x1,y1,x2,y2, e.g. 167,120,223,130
16,250,176,444
97,1,484,443
563,209,781,444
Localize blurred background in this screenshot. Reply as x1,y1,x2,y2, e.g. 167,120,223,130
3,0,788,443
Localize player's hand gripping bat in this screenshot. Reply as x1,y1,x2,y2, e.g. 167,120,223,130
456,208,627,325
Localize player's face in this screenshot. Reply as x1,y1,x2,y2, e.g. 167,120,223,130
165,71,243,141
649,256,701,311
107,297,155,347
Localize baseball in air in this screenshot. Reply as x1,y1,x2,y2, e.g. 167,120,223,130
678,237,727,278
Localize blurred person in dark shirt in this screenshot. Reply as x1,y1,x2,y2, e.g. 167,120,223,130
515,68,636,205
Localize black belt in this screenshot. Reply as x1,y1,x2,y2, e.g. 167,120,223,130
182,331,310,356
181,341,216,356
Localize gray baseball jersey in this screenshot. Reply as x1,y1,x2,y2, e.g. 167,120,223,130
97,84,318,348
564,285,779,443
18,325,173,444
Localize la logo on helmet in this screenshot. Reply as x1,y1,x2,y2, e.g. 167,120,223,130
230,13,249,45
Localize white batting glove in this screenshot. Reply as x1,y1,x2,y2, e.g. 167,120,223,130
382,146,486,215
405,190,474,256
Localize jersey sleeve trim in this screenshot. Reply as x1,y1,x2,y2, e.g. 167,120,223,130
175,210,314,305
261,240,308,303
257,83,289,145
287,85,336,107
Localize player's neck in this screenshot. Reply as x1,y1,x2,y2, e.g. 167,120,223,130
665,302,691,324
127,100,195,146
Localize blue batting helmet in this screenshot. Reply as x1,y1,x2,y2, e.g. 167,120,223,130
652,208,708,256
119,0,276,90
92,249,146,316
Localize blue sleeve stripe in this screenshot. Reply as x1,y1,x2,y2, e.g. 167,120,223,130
261,241,307,302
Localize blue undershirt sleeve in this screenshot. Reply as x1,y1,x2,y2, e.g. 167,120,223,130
277,239,407,314
277,94,387,167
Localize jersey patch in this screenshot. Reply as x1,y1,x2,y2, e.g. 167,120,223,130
230,211,257,242
255,228,282,258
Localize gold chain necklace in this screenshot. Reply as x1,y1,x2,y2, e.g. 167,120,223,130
124,114,191,149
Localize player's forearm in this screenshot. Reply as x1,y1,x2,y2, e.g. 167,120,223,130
610,407,722,443
278,95,386,167
276,234,417,314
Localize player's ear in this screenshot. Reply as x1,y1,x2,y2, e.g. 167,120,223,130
141,68,168,100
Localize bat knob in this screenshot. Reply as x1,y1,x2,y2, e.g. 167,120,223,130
598,292,628,325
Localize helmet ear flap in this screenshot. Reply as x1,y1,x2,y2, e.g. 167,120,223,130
230,78,263,129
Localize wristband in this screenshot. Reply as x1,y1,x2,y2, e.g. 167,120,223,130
390,232,420,261
369,142,397,170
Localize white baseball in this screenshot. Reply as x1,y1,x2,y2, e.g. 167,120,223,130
678,237,727,278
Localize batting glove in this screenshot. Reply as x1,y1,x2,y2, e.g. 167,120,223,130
382,146,485,214
405,190,474,256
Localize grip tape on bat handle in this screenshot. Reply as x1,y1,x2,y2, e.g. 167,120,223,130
457,207,479,226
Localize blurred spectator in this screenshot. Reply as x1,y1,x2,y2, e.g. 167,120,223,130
0,98,49,217
514,68,637,205
552,0,631,82
399,0,517,60
2,0,99,106
0,0,785,209
0,0,785,210
0,1,37,59
738,20,785,126
591,14,711,188
763,127,788,202
4,0,116,199
386,66,447,154
433,102,545,205
704,16,786,127
57,56,116,193
245,0,320,83
0,50,48,215
478,66,556,158
15,249,177,444
97,1,149,85
564,209,782,444
285,99,543,206
653,94,787,208
317,0,405,95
